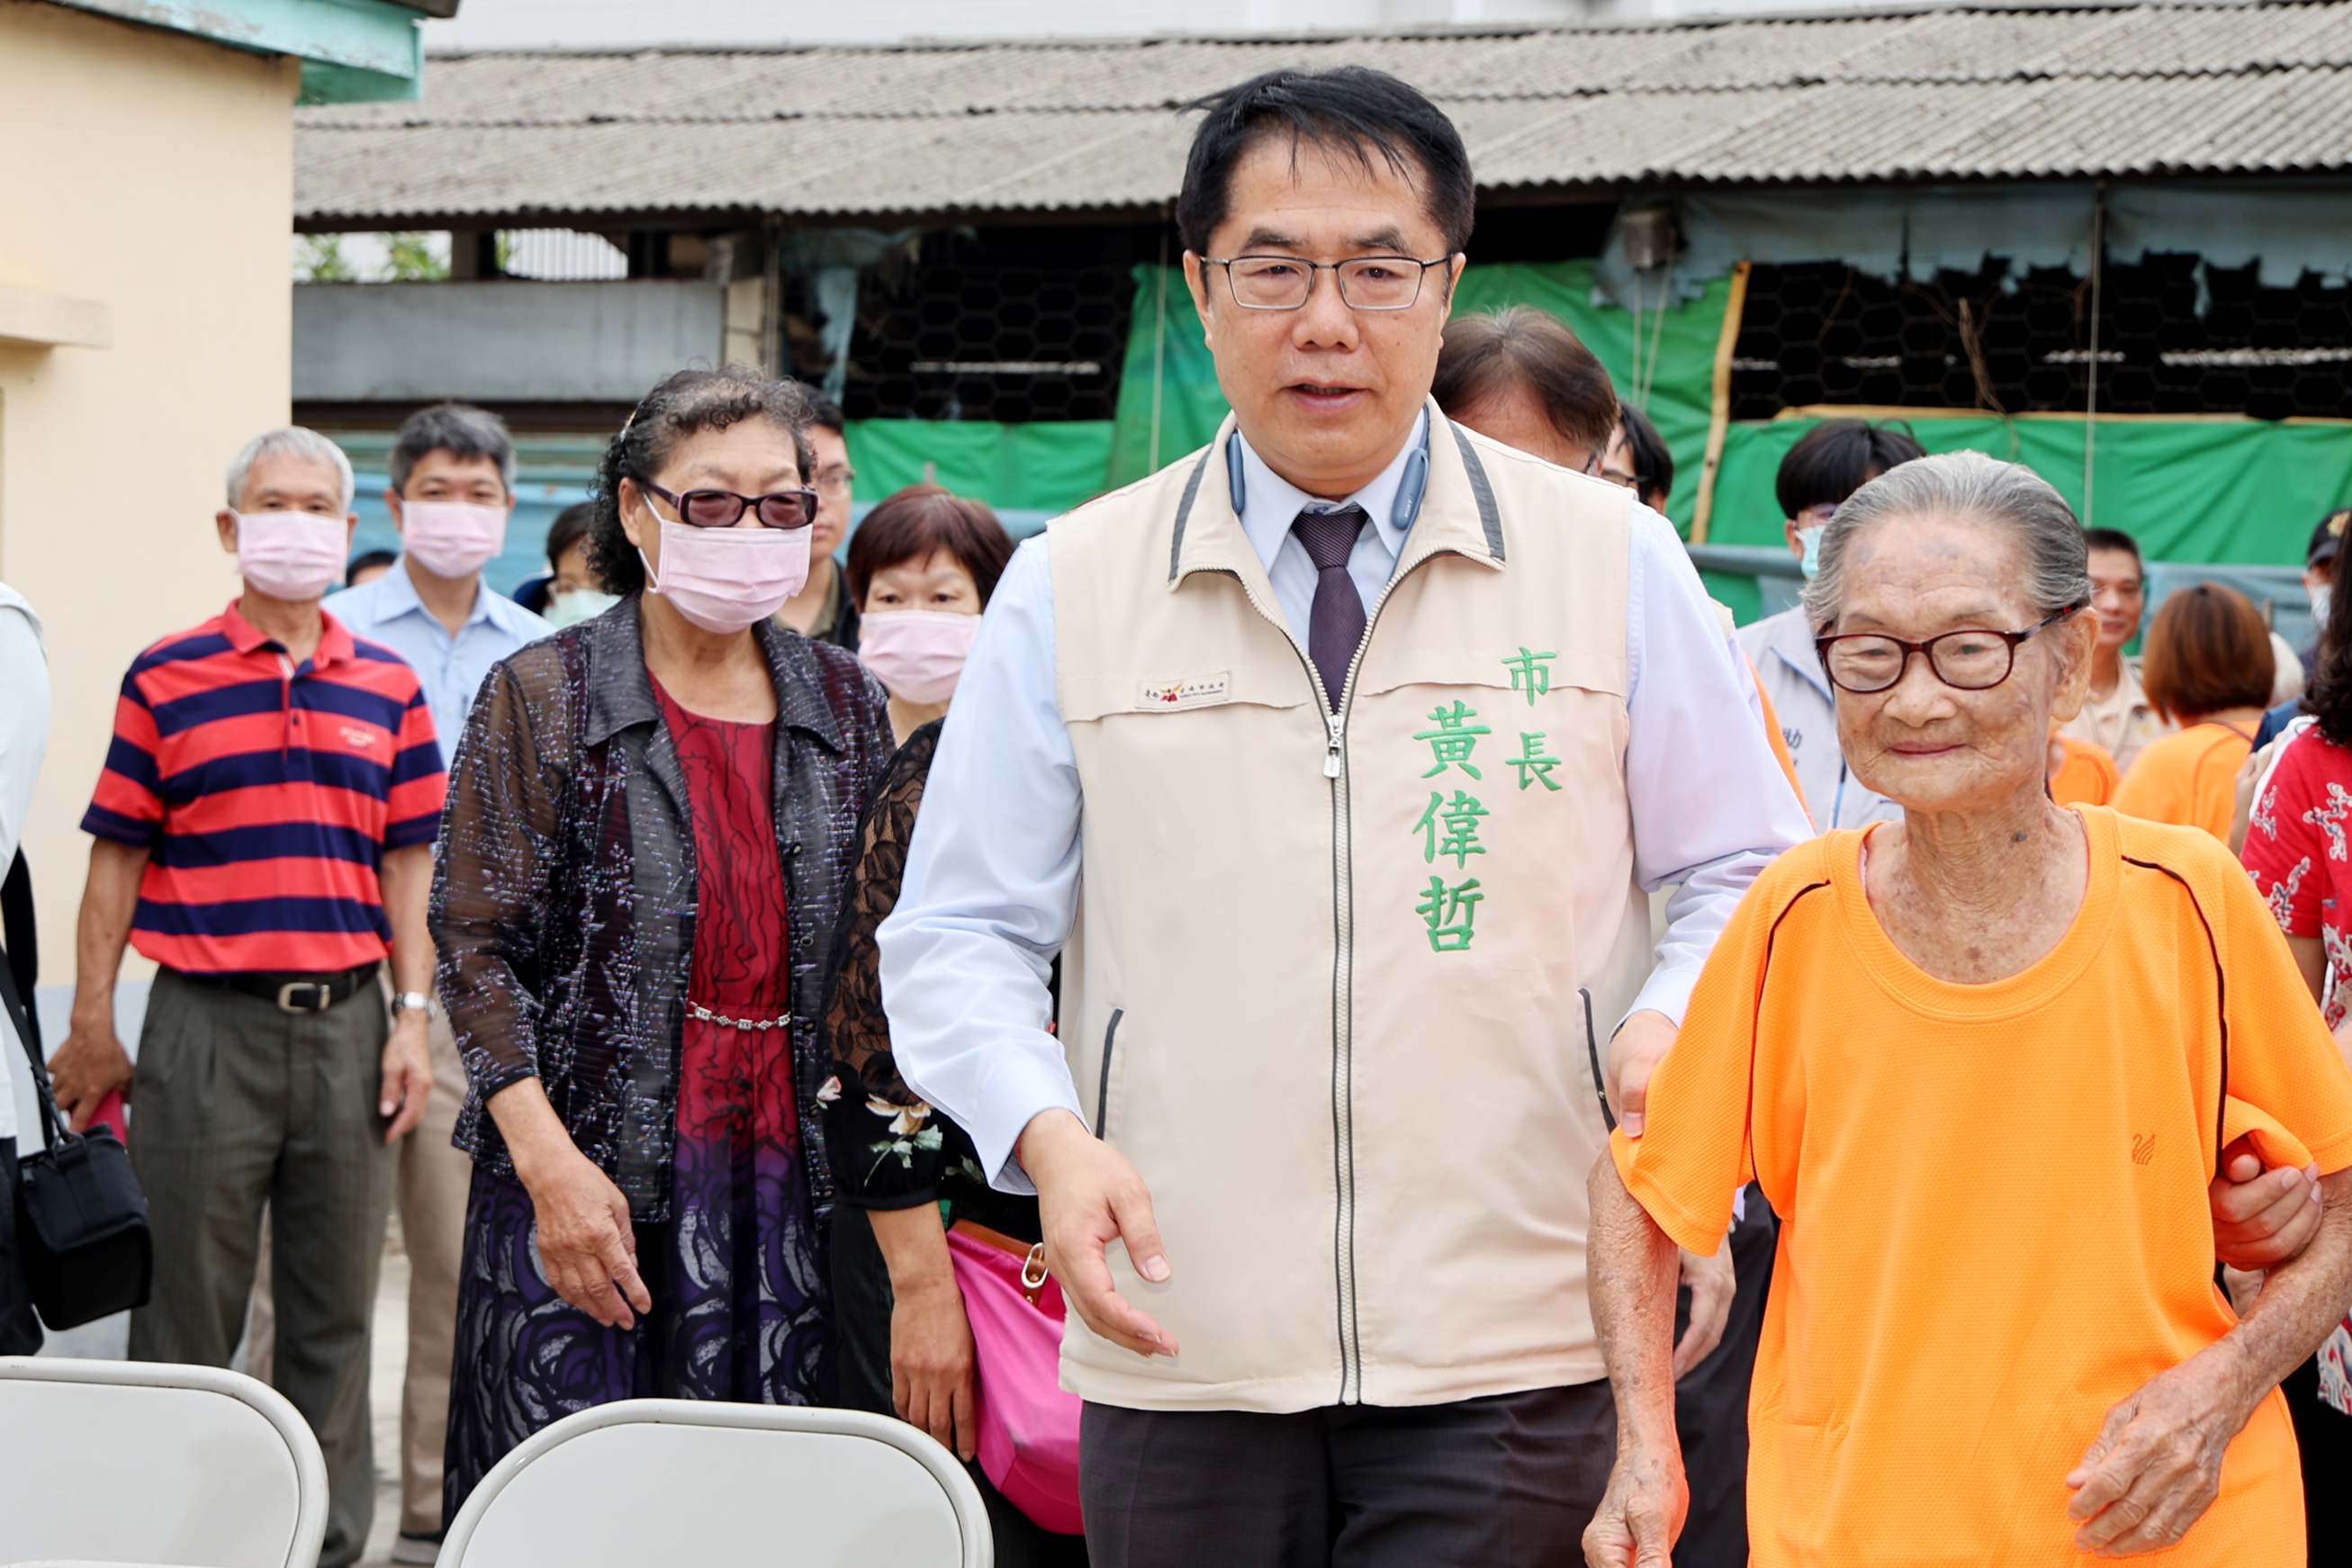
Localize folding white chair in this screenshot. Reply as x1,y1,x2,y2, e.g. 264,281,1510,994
0,1356,327,1568
441,1400,993,1568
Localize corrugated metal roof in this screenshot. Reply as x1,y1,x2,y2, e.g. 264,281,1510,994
295,2,2352,222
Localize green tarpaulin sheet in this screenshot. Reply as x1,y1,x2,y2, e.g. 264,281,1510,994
1699,412,2352,623
846,418,1115,533
1107,259,1734,536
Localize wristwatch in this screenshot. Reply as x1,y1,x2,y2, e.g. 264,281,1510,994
390,991,433,1019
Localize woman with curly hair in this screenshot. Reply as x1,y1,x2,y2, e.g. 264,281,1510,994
430,366,893,1521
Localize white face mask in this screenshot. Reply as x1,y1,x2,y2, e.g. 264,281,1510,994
545,587,620,629
236,510,347,601
399,500,509,580
2311,583,2332,626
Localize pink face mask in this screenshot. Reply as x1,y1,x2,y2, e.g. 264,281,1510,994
640,516,810,635
235,510,347,602
399,500,508,580
858,608,982,705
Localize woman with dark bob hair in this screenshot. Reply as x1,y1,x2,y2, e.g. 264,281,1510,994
816,488,1084,1561
2114,581,2275,840
431,365,893,1520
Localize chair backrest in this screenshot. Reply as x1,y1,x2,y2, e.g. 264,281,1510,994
0,1356,327,1568
441,1400,994,1568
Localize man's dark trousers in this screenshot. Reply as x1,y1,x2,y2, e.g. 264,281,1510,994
1080,1383,1615,1568
128,969,395,1568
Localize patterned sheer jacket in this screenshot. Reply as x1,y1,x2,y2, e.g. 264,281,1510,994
430,592,894,1222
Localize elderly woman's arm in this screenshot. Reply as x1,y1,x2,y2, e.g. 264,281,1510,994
432,658,651,1329
1581,1156,1690,1568
2066,1164,2352,1554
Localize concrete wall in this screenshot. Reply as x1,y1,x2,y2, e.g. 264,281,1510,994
294,279,727,402
0,1,301,983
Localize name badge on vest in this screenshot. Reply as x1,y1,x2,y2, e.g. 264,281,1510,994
1137,672,1230,711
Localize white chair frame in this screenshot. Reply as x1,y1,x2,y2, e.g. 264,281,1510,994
440,1399,994,1568
0,1356,328,1568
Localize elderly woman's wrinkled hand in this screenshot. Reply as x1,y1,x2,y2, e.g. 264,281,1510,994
2062,1347,2257,1555
525,1145,653,1330
1582,1439,1686,1568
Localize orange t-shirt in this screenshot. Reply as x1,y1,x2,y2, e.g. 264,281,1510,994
2049,733,2119,807
1614,807,2352,1567
2112,719,2253,840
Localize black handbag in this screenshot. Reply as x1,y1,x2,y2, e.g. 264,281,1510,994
0,878,151,1329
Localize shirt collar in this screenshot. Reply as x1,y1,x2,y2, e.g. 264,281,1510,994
382,554,494,629
1234,409,1428,577
220,598,352,667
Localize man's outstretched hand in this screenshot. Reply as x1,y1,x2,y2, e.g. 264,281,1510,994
1020,1108,1178,1359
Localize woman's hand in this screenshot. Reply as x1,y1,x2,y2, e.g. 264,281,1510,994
2064,1347,2258,1555
891,1277,978,1460
869,1203,979,1458
488,1077,652,1329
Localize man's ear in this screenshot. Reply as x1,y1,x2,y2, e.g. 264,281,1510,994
386,488,405,527
215,510,239,554
1182,251,1215,350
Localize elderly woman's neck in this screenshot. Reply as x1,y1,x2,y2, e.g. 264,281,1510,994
1870,785,2087,984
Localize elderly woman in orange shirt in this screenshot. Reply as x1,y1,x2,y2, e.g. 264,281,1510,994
1582,452,2352,1568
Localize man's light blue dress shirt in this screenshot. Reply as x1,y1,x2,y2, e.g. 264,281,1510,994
325,558,552,761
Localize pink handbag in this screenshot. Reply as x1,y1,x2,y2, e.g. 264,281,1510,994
946,1221,1086,1536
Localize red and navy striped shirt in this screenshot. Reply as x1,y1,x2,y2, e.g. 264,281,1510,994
82,600,446,976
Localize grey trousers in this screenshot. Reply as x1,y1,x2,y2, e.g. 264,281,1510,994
128,969,395,1568
1079,1382,1615,1568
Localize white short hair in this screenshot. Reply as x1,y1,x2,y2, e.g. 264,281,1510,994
224,427,354,512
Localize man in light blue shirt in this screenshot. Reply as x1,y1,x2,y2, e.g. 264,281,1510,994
321,401,545,1565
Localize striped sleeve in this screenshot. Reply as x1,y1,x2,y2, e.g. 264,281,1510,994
82,673,165,847
384,688,447,850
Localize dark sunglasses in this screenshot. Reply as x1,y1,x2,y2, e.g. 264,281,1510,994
639,479,816,531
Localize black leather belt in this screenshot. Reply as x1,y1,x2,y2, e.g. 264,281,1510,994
171,962,380,1014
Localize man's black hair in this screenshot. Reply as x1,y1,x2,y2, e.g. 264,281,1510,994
1620,405,1674,510
1176,68,1475,260
390,401,516,495
2082,527,2143,567
796,384,847,436
344,548,398,582
1774,419,1926,518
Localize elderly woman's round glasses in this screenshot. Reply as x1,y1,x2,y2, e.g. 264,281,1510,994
1203,255,1453,311
1815,605,2084,695
641,480,816,530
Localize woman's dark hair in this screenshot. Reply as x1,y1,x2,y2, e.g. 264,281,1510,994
2140,581,2275,724
2307,559,2352,744
1775,419,1926,518
545,500,598,575
1620,405,1673,510
2081,526,2143,569
1176,68,1474,260
845,485,1016,610
588,365,816,596
1431,307,1616,462
344,548,398,583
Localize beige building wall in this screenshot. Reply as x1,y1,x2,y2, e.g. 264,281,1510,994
0,1,299,983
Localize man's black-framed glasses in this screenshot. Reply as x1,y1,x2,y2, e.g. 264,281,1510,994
1203,254,1454,311
641,479,817,531
1815,604,2084,695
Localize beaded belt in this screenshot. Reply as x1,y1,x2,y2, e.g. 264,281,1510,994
686,1000,794,1032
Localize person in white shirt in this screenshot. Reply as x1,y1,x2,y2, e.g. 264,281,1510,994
1736,419,1926,830
0,580,49,1354
321,402,547,1566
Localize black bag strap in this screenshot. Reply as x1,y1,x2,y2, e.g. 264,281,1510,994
0,851,69,1150
1,848,34,1053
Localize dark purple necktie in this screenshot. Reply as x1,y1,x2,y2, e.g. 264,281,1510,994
1292,504,1369,710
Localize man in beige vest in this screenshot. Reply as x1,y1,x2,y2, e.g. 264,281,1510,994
878,67,1811,1567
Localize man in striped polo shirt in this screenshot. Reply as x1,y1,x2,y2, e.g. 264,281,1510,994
49,427,445,1568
